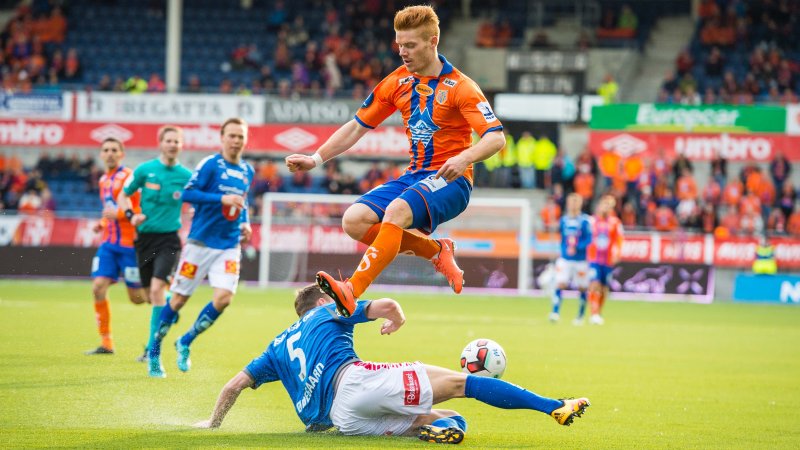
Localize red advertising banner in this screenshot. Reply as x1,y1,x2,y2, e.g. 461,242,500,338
713,236,800,269
620,234,653,262
660,235,707,264
588,130,800,161
0,119,410,157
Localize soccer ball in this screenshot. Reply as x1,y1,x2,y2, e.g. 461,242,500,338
460,339,507,378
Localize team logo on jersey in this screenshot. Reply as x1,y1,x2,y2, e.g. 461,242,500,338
172,191,181,200
415,84,434,96
442,78,457,87
476,101,497,122
398,75,414,85
408,107,440,148
179,261,198,279
222,204,242,221
436,90,448,105
224,260,239,274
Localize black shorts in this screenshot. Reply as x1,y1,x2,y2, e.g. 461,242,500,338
134,232,182,288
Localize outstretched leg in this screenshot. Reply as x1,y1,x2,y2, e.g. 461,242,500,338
424,365,590,426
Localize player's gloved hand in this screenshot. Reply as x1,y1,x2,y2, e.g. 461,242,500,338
435,154,469,183
285,154,316,173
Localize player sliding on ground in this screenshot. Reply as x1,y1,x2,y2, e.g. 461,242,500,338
194,285,590,443
285,5,505,317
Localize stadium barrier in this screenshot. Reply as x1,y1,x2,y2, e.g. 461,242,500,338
733,274,800,304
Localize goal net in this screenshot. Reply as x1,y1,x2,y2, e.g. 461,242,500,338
258,192,531,295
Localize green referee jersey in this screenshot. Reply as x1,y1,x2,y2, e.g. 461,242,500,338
123,158,193,233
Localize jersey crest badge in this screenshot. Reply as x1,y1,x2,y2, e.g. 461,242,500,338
436,90,448,105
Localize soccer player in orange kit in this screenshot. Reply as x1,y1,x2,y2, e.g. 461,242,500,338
285,5,505,317
586,195,624,325
84,138,148,355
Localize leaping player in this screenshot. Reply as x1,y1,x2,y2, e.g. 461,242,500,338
285,5,505,317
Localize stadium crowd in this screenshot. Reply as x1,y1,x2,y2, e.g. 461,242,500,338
474,131,800,237
658,0,800,105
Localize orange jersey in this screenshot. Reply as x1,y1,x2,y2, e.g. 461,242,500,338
587,215,624,265
355,55,503,183
99,166,140,247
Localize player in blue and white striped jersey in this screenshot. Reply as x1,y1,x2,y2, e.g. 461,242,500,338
146,117,255,378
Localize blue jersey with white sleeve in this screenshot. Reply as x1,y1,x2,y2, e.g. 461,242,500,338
244,300,373,429
182,154,254,249
559,213,593,261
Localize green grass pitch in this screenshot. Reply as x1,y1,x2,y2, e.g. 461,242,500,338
1,280,799,448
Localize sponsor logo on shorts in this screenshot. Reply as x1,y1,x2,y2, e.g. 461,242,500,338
179,261,198,279
403,370,421,406
224,260,239,274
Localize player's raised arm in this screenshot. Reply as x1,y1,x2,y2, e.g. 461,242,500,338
436,130,505,182
366,298,406,335
194,371,255,429
285,119,371,172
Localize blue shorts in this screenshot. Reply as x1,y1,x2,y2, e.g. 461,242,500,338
356,170,472,234
589,263,614,287
92,243,142,288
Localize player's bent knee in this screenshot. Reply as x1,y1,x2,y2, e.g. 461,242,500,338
383,199,413,228
342,204,379,241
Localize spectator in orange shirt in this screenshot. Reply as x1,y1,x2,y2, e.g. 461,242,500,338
745,166,765,196
476,21,497,47
759,183,776,217
653,205,679,231
540,196,562,232
739,190,762,215
722,178,743,207
573,166,595,204
598,151,621,190
652,147,672,180
675,168,698,200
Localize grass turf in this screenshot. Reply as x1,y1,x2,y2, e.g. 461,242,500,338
0,280,798,448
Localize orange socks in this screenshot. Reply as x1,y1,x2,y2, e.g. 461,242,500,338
358,223,440,260
94,299,113,350
350,222,403,297
588,290,601,316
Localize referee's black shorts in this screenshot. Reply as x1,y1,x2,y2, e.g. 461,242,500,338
134,232,182,288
